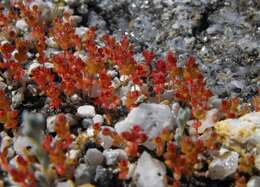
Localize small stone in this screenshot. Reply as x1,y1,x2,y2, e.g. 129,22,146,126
120,75,129,82
75,51,87,62
247,176,260,187
75,27,88,38
130,84,141,92
0,81,7,90
75,164,95,185
133,152,167,187
70,16,82,26
65,113,78,127
78,4,88,14
12,90,24,108
107,70,118,78
82,118,94,129
77,105,96,118
0,136,12,152
85,148,104,166
67,149,80,160
46,37,58,48
63,6,74,15
30,0,57,22
103,149,128,165
13,136,37,156
44,62,54,69
47,114,78,132
99,134,113,149
209,150,239,180
15,19,28,32
254,154,260,171
93,114,104,125
70,94,83,104
56,180,74,187
111,77,121,89
171,102,180,116
27,84,38,96
98,126,115,149
27,62,42,75
94,166,115,187
46,115,56,133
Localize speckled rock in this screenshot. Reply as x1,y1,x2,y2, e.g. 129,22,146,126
215,112,260,145
85,148,104,166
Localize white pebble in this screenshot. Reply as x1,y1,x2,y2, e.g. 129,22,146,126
93,114,104,125
77,105,96,118
16,19,28,32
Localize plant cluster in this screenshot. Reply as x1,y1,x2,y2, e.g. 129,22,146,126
0,1,214,116
0,90,17,129
0,153,37,187
42,114,74,176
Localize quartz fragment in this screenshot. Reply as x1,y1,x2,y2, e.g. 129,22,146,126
133,152,167,187
209,150,239,180
115,103,175,140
